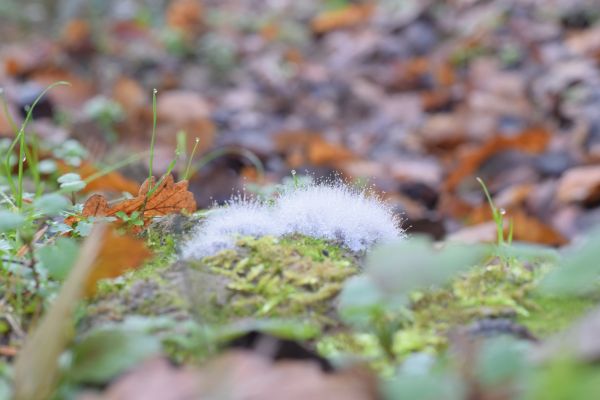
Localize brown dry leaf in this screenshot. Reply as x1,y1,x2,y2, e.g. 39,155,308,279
61,19,93,53
166,0,204,37
112,76,147,116
77,358,201,400
311,3,375,34
85,225,153,296
260,22,281,42
83,351,377,400
556,165,600,205
510,209,567,246
392,57,456,91
421,90,454,112
57,160,140,195
155,90,215,160
2,44,51,77
71,174,196,229
444,127,551,191
465,204,566,246
0,345,18,357
275,131,356,168
31,67,95,109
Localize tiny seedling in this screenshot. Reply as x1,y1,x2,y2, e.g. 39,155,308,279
476,177,513,247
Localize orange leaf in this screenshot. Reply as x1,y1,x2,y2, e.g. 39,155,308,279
465,204,566,246
510,209,567,246
311,3,374,34
275,131,356,168
61,19,92,53
71,174,196,230
57,160,140,195
444,127,550,191
85,225,153,296
166,0,204,36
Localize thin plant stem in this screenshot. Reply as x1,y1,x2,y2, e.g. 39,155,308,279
3,81,70,208
184,137,201,180
148,88,158,185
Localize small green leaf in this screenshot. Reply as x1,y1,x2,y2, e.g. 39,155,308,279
366,237,489,296
538,229,600,295
67,329,161,384
37,238,80,281
59,181,86,193
33,193,70,216
57,173,82,184
0,211,25,232
58,173,86,193
476,337,528,386
38,159,57,174
383,373,465,400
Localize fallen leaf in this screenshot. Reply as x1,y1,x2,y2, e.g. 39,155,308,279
311,3,375,34
510,209,567,246
111,76,147,117
83,351,377,400
57,160,140,195
85,225,153,296
275,131,356,168
461,206,566,246
61,19,93,53
556,165,600,205
444,127,551,191
69,174,196,230
0,345,17,357
76,357,201,400
166,0,204,37
31,67,95,109
155,90,215,162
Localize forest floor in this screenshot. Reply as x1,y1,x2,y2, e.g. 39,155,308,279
3,0,600,399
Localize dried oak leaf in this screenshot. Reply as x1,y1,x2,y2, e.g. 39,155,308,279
85,225,153,296
68,174,196,228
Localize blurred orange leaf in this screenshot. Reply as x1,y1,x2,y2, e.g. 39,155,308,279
85,225,153,295
467,205,566,246
166,0,204,36
311,3,374,34
57,160,140,195
61,19,93,53
444,127,550,191
275,131,356,168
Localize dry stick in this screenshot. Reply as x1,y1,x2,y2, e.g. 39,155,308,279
13,224,106,400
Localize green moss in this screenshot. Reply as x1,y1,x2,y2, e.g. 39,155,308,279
320,260,598,368
519,294,598,337
84,230,188,327
188,235,358,326
388,263,533,356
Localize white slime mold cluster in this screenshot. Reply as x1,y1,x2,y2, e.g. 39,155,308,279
182,181,403,259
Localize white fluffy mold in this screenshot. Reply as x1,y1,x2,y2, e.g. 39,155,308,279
182,181,403,260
